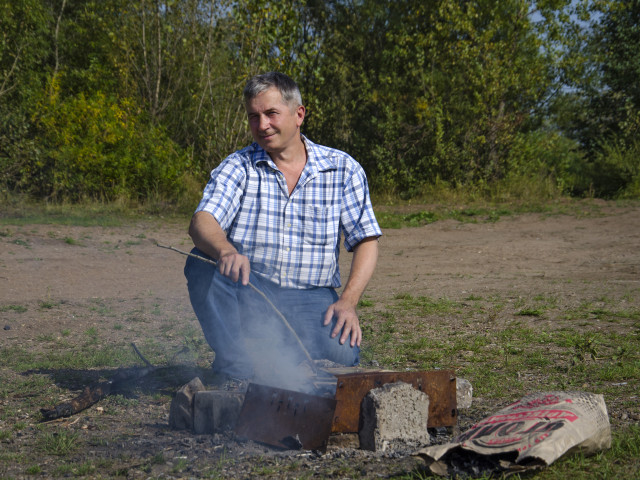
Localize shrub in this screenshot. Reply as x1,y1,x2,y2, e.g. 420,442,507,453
505,129,585,196
25,76,191,202
588,138,640,198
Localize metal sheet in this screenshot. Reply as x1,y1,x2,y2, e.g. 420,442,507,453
331,370,457,433
235,383,337,451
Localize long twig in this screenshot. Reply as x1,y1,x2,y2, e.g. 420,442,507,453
40,344,156,421
131,342,154,368
156,243,317,373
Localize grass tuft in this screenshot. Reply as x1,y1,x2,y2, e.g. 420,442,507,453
40,430,79,456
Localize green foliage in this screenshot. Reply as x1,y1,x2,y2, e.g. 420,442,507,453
304,0,571,196
554,1,640,197
588,137,640,198
505,130,585,195
0,0,50,197
29,80,191,201
0,0,49,102
1,0,639,202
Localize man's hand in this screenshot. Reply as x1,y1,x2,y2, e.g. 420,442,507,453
323,298,362,347
218,251,251,286
322,237,378,348
189,211,252,285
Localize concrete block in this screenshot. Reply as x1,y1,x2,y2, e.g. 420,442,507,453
193,390,245,434
169,377,206,430
456,378,473,409
359,381,430,452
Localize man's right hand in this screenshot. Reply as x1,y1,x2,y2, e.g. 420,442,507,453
218,251,251,285
189,211,251,285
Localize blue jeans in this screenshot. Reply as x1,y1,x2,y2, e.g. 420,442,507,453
184,248,359,380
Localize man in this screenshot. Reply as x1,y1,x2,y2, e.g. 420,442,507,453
185,72,381,386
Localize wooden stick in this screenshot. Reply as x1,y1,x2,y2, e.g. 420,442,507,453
156,243,317,374
40,345,157,421
131,342,153,368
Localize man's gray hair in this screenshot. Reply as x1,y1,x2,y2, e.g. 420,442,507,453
243,72,303,108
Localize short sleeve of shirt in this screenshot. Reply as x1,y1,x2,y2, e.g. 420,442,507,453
340,162,382,252
195,154,247,230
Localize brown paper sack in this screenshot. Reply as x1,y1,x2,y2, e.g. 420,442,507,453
417,391,611,477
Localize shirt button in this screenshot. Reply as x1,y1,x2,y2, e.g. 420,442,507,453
287,223,292,228
285,247,290,252
282,272,287,278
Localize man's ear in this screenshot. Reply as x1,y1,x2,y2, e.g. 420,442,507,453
296,104,306,127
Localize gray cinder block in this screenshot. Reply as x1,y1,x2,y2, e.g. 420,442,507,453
193,390,245,434
359,381,430,451
169,377,206,430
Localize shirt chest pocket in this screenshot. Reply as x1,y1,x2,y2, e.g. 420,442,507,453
302,206,332,245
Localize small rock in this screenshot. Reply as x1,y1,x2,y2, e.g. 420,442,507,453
456,378,473,409
3,325,10,330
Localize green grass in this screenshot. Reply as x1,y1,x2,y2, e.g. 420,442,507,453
0,304,28,313
516,307,545,316
371,198,616,229
0,342,139,372
38,299,59,309
172,457,189,473
63,236,84,246
0,198,191,227
25,465,42,475
40,430,79,456
11,238,30,247
375,208,501,229
362,291,640,409
528,425,640,479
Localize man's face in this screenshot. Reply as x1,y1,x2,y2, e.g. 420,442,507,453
246,87,305,155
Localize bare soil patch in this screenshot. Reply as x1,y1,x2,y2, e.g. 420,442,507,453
1,203,639,478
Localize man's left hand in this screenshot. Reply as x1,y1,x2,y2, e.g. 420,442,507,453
323,298,362,347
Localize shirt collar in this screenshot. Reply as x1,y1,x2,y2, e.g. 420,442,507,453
251,135,337,173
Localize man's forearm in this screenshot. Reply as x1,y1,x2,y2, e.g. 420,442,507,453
188,211,237,260
340,237,379,307
189,211,251,284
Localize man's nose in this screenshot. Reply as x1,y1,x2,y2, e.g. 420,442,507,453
258,115,270,131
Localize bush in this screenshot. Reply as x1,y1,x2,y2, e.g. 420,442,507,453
24,78,192,202
0,106,43,196
505,129,585,196
587,138,640,198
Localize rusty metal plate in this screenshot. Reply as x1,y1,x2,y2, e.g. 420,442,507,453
331,370,457,433
235,383,337,451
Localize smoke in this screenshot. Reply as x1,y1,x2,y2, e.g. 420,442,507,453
239,295,337,396
245,336,319,394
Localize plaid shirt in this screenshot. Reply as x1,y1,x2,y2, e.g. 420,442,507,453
195,136,381,288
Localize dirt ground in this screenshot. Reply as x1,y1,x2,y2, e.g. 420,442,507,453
1,202,639,478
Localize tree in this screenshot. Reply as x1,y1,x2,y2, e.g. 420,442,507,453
304,0,564,195
0,0,50,194
553,0,640,196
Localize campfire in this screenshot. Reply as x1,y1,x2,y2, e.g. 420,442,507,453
169,365,459,452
